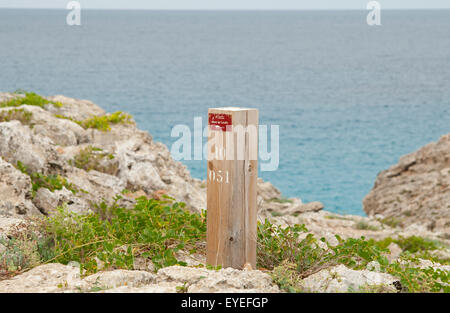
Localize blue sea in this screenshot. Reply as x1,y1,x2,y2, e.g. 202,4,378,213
1,9,449,215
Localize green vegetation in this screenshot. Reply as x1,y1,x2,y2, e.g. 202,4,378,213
271,261,304,292
256,220,449,293
68,146,117,175
373,236,442,253
0,108,33,125
354,220,379,231
379,217,402,228
16,161,80,198
79,111,132,131
0,223,54,277
270,211,283,217
368,235,449,265
0,91,62,108
55,111,132,132
0,195,448,293
41,196,206,274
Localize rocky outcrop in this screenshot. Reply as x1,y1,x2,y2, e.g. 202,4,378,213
0,93,206,215
0,263,279,293
363,134,450,235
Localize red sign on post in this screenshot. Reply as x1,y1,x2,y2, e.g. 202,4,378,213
208,113,232,132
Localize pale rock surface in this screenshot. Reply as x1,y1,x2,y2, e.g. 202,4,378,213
385,243,403,262
363,133,450,234
45,95,105,120
0,263,81,293
0,120,52,173
0,157,40,217
0,264,279,293
299,264,398,293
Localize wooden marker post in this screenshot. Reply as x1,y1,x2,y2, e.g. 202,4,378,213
206,107,258,270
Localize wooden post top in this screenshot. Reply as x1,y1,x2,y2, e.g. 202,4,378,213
209,107,258,112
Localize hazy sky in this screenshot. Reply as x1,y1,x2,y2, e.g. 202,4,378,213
0,0,449,10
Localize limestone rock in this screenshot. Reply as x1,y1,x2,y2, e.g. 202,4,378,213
45,95,105,121
32,187,89,215
0,157,40,218
299,264,399,293
363,134,450,234
0,263,81,293
74,270,156,292
385,243,402,262
285,201,324,215
0,264,279,293
0,120,53,173
257,178,282,201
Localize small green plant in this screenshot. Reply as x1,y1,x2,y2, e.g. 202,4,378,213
176,282,190,293
268,197,293,204
270,211,283,217
16,161,79,198
257,220,338,278
0,108,33,125
271,261,304,293
68,146,117,175
0,225,54,276
79,112,132,131
205,264,222,271
354,221,379,231
0,91,62,108
380,217,402,228
371,236,441,253
54,111,132,131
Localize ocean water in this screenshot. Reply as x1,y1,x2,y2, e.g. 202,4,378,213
0,9,449,215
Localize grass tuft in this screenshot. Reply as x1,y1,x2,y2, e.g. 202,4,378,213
0,108,33,125
0,91,62,109
68,146,117,175
16,161,80,198
55,111,132,132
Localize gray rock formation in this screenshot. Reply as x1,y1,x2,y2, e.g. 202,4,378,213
0,93,206,215
363,134,450,235
0,157,40,217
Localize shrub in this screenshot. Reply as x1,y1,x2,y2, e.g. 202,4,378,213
380,217,402,228
40,196,206,275
373,236,440,253
68,146,117,175
0,223,54,276
257,219,449,293
55,111,132,131
0,108,33,125
77,112,132,131
16,161,80,198
268,197,293,204
271,261,304,293
0,91,62,108
354,220,379,231
257,221,338,278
